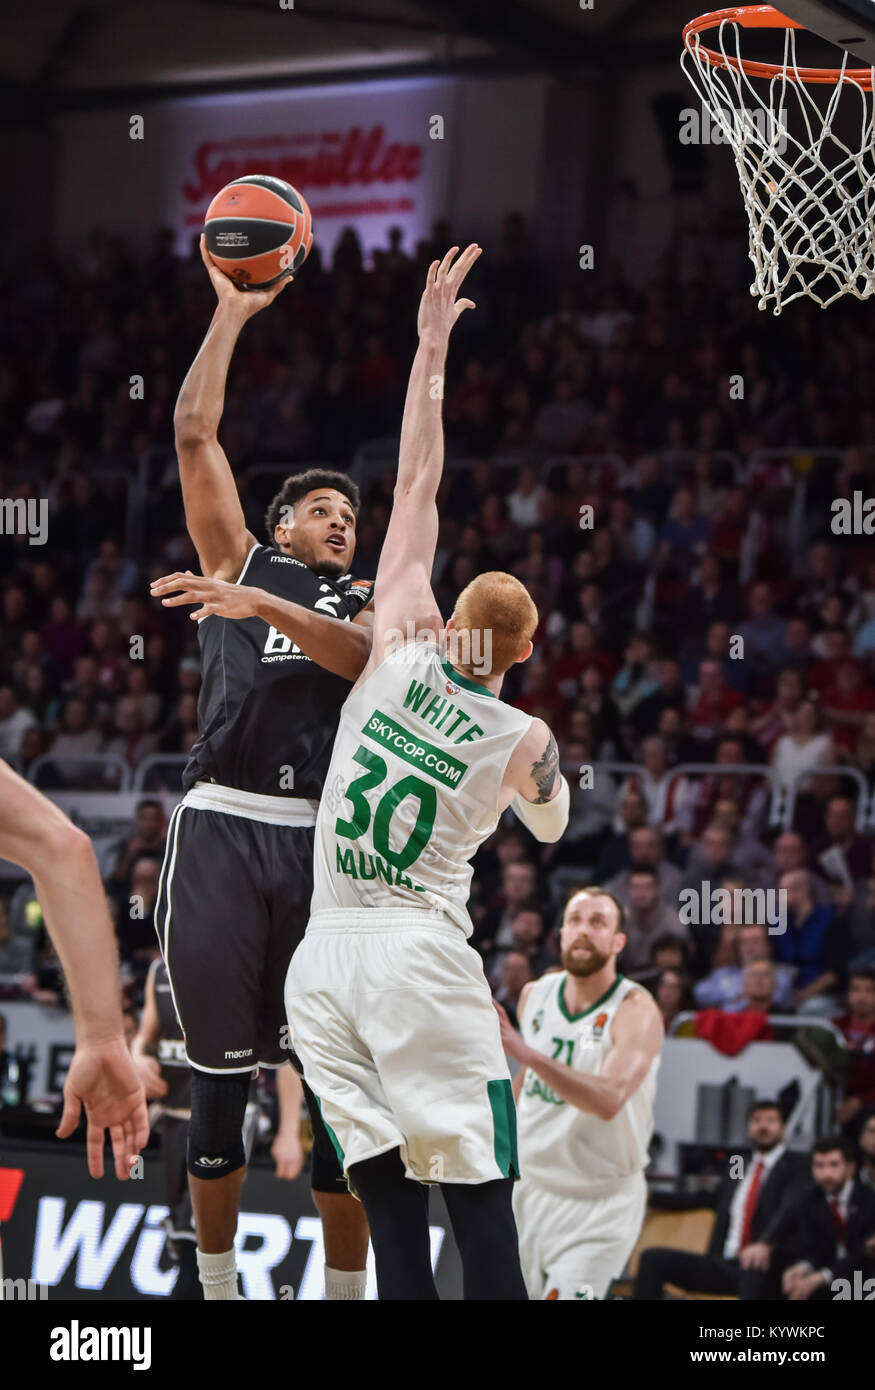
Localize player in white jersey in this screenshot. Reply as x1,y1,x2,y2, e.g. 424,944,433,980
284,245,571,1299
495,886,663,1300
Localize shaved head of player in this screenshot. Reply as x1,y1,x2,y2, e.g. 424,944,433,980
444,570,536,682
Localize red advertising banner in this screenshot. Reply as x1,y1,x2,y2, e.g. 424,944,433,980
164,79,455,261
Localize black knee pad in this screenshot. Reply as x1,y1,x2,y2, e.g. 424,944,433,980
187,1070,252,1180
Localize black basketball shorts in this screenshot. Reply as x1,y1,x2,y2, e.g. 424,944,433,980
154,785,351,1193
154,787,316,1073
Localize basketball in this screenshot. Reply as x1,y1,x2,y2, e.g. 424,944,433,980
204,174,313,289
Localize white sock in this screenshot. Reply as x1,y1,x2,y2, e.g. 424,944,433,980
197,1248,242,1300
324,1266,367,1301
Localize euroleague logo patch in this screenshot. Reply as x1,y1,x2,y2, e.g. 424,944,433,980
592,1012,609,1040
446,680,459,695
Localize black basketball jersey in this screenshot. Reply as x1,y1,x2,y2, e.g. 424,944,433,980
150,958,191,1114
183,543,373,798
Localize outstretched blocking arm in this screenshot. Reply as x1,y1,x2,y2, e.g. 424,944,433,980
355,246,480,687
150,571,373,682
0,761,148,1178
174,237,292,581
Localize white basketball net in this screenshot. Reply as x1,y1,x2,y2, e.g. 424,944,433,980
682,18,875,313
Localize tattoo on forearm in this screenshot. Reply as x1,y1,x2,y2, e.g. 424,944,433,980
531,732,559,803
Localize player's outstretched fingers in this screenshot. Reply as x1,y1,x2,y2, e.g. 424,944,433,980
109,1121,133,1181
449,245,481,289
86,1113,107,1180
56,1088,81,1142
125,1101,149,1173
437,246,460,281
149,571,190,595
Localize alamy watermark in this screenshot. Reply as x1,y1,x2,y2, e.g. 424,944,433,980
2,1277,48,1300
679,104,789,154
678,882,787,935
832,1270,875,1299
384,622,493,676
50,1322,151,1369
831,492,875,534
0,497,47,546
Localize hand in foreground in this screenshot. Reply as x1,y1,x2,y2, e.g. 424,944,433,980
151,571,263,622
493,998,529,1064
417,244,481,345
57,1038,150,1180
200,234,293,315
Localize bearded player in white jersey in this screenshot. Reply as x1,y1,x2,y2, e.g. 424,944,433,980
495,886,663,1301
283,245,570,1300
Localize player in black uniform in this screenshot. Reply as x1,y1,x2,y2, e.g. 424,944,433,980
150,238,373,1301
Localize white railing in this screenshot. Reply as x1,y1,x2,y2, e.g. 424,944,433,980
652,761,873,833
131,755,189,791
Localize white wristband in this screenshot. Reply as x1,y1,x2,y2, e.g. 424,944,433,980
512,775,570,843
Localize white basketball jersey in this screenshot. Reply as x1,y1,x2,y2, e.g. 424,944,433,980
311,640,532,935
516,972,659,1198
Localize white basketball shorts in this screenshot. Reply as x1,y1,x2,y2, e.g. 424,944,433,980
284,911,519,1186
513,1171,647,1300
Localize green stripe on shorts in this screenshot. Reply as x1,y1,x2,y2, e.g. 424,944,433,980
487,1078,520,1179
314,1094,345,1169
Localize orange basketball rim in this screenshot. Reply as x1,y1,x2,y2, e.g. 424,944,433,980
683,4,875,86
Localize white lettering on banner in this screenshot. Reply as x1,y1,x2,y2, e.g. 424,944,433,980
27,1192,448,1298
234,1213,293,1301
130,1206,177,1298
33,1199,143,1290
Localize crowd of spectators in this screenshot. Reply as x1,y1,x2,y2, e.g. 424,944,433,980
2,213,875,1158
